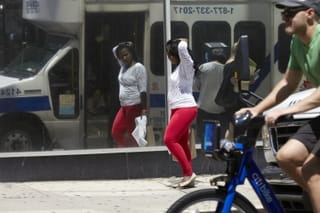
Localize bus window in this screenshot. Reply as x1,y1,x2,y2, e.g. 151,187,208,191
278,23,291,73
192,21,231,64
49,48,79,119
150,21,188,76
234,21,265,70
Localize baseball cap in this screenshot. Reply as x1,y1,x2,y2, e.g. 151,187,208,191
276,0,320,15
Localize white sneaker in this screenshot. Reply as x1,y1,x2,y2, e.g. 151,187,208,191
178,173,197,188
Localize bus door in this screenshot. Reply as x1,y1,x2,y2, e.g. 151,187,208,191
48,42,81,149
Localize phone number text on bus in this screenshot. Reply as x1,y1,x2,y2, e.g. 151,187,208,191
173,7,234,15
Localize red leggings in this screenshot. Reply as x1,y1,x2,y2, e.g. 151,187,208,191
111,104,142,147
164,107,198,176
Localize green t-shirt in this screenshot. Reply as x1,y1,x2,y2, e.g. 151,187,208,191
288,24,320,86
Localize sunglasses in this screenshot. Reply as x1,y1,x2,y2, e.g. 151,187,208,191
281,6,309,18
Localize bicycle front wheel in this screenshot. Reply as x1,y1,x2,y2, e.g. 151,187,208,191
166,188,258,213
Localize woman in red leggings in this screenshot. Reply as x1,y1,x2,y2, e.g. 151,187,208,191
164,39,198,188
111,42,147,147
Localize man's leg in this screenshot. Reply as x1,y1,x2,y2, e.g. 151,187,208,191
277,116,320,212
301,154,320,213
276,139,309,189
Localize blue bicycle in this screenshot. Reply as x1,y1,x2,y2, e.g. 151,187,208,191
166,111,288,213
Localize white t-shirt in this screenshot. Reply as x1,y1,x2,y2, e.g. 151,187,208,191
168,41,197,109
113,45,147,107
118,62,147,106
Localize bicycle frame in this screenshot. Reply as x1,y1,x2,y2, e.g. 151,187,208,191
203,114,286,213
217,141,285,213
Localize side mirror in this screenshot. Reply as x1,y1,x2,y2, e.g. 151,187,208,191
235,35,249,81
233,35,263,105
234,35,250,91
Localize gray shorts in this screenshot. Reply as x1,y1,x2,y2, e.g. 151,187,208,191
290,116,320,157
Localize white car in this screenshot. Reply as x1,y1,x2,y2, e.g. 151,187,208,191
262,88,320,164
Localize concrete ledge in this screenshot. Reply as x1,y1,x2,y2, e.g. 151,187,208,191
0,147,267,182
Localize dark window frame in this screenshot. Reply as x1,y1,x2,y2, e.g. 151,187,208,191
192,21,231,64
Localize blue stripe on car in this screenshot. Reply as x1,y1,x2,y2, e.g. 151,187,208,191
0,96,51,113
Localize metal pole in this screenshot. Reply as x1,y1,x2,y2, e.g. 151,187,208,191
163,0,171,125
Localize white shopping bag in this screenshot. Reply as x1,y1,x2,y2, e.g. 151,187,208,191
132,115,148,147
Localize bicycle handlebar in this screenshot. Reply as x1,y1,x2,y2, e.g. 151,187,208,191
233,111,294,137
221,111,294,156
203,110,294,161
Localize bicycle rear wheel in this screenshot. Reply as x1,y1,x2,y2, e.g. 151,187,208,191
166,188,258,213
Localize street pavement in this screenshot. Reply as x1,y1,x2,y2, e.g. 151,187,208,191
0,175,264,213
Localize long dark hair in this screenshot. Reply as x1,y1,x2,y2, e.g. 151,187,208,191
115,41,138,62
166,39,199,74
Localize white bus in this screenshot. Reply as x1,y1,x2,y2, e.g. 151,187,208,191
0,0,288,152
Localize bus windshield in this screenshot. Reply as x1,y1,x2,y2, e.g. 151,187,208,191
0,35,69,79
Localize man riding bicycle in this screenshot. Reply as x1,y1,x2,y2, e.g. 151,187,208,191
237,0,320,212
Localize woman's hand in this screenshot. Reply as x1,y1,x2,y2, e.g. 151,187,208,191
141,109,148,116
119,41,133,47
126,41,133,47
177,38,188,43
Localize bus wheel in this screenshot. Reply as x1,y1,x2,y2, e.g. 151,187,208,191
0,122,42,152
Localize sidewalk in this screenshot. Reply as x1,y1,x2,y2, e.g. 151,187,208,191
0,175,263,213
